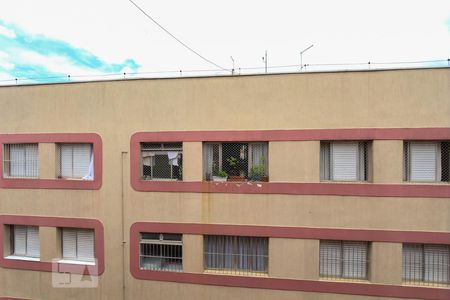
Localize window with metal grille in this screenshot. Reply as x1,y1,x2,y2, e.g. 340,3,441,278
402,243,450,286
203,142,268,182
56,143,93,180
404,141,450,182
204,235,268,275
320,141,370,181
2,144,39,178
320,240,369,280
139,233,182,272
61,228,95,262
9,225,40,258
140,143,182,180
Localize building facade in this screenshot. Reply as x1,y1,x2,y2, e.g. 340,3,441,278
0,68,449,300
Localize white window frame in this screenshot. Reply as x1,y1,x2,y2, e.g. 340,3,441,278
319,240,369,280
203,142,268,180
203,235,269,274
60,228,95,264
57,143,93,180
2,143,39,178
402,243,450,285
5,225,40,261
404,141,448,182
139,233,183,272
320,141,369,181
140,143,183,181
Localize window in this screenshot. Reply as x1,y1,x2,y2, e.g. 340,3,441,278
57,143,93,180
203,142,268,182
61,228,95,263
3,144,38,178
204,235,268,275
139,233,182,272
403,243,449,286
404,141,449,182
320,240,369,280
320,141,370,181
8,225,40,259
141,143,182,180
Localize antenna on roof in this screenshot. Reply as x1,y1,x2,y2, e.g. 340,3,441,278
300,44,314,72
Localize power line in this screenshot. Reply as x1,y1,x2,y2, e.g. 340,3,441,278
128,0,228,72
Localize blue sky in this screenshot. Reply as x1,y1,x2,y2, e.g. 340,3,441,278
0,0,449,84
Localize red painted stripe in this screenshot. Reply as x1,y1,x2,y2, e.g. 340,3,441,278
129,222,450,299
130,128,450,197
0,133,102,190
0,215,105,275
131,128,450,142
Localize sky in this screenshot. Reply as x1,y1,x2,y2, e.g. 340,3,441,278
0,0,449,84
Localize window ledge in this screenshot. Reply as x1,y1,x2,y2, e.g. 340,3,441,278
204,269,269,277
58,177,94,181
57,259,95,266
4,255,40,262
319,277,370,283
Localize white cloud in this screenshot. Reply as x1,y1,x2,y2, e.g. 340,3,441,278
16,50,105,76
0,24,16,38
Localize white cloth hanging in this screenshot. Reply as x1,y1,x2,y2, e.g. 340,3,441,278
82,152,94,180
167,151,179,166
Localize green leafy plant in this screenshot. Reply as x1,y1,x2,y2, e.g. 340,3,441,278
249,156,266,181
217,170,228,178
226,156,238,169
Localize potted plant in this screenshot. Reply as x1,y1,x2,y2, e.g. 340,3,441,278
249,156,268,182
212,170,228,182
226,156,245,181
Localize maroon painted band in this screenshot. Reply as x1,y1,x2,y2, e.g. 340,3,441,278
0,133,102,190
130,222,450,299
130,128,450,197
0,215,105,275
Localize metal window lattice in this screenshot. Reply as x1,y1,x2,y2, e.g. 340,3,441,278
204,235,268,276
320,240,369,280
203,142,268,181
3,144,39,178
404,141,449,182
139,233,182,272
403,243,450,286
320,141,370,181
141,143,183,180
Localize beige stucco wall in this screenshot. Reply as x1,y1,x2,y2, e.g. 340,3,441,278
269,238,319,280
372,140,404,183
0,68,449,300
269,141,320,182
370,242,402,285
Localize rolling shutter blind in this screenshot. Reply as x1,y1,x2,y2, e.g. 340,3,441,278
402,244,423,281
331,142,358,180
409,142,439,181
13,225,27,256
60,144,92,178
62,228,77,259
77,229,94,262
27,226,40,257
10,144,38,177
320,240,342,276
13,225,39,257
424,244,449,283
342,241,367,279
